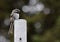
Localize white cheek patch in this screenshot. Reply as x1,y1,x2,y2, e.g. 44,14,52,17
14,19,27,42
13,13,19,19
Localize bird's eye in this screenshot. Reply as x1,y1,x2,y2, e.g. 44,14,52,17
14,11,20,13
16,12,19,14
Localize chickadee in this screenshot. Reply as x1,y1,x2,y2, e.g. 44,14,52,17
11,9,20,20
8,9,20,36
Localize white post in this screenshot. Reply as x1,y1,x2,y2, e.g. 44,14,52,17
14,19,27,42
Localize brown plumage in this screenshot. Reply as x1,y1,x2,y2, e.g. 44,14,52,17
8,16,14,36
8,9,20,36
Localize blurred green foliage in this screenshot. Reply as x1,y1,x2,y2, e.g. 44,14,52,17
0,0,60,42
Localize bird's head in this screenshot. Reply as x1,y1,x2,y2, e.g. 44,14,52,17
11,9,20,20
11,9,20,14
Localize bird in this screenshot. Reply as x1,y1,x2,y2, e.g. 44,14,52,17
11,9,20,20
8,9,20,36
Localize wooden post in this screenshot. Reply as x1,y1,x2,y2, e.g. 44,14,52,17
14,19,27,42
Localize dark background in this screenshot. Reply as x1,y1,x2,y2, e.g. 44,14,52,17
0,0,60,42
